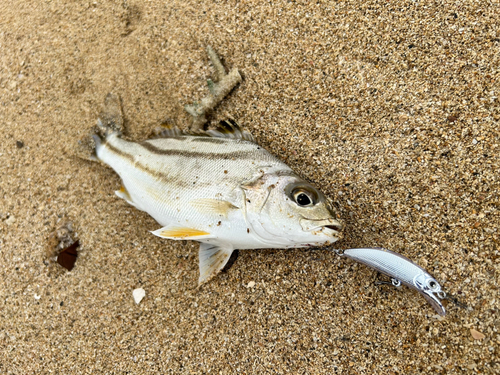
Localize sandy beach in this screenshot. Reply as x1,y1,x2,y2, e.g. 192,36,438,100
0,0,498,373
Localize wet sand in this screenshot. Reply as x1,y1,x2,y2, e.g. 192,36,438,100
0,0,498,373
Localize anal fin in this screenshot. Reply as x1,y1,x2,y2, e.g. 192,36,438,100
115,186,136,207
198,242,234,285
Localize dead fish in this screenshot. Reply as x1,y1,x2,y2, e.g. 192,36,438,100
89,47,343,284
336,247,446,316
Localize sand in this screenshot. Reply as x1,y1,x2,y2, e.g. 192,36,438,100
0,0,498,373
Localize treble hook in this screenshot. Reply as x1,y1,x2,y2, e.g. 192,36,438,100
375,278,402,288
438,291,468,310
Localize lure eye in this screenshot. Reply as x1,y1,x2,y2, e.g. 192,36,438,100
293,189,314,206
427,279,439,290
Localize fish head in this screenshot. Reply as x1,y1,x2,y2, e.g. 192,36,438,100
243,172,343,247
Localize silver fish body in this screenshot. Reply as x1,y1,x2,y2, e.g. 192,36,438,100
96,133,284,249
92,96,343,284
340,247,446,316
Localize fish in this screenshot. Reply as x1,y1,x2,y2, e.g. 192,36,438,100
337,247,446,316
89,47,343,284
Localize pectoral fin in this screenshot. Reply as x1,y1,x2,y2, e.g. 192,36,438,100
189,198,239,217
151,225,215,240
198,242,234,285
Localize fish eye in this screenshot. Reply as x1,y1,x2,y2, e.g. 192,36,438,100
293,189,314,207
285,182,321,207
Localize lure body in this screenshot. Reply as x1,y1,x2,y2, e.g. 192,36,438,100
341,247,446,315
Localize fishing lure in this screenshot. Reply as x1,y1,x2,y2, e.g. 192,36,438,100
335,247,449,316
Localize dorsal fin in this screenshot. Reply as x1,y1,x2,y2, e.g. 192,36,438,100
149,122,198,138
149,119,254,142
205,119,255,142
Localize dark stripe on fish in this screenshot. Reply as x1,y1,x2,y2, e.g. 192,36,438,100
104,140,234,189
103,137,293,187
191,137,230,144
139,139,261,161
105,142,171,181
103,140,135,164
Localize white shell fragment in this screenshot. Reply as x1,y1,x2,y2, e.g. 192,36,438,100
5,215,16,226
132,288,146,304
246,281,256,288
470,328,485,340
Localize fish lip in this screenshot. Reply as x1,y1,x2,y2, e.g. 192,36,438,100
321,226,343,240
300,218,343,237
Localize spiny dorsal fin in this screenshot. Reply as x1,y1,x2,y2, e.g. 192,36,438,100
205,119,255,142
149,119,254,142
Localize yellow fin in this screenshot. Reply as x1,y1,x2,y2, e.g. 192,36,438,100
115,186,136,207
189,198,238,217
151,225,214,240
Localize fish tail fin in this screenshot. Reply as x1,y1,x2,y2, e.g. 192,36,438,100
95,93,124,138
89,134,103,161
76,93,124,162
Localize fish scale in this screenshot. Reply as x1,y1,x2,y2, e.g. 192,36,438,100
96,133,291,230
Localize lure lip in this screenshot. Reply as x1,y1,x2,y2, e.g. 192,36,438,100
338,247,447,316
421,291,446,316
410,272,446,316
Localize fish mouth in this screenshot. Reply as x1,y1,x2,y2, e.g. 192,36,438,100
322,224,343,237
300,218,343,238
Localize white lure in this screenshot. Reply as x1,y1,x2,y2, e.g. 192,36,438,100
89,47,343,284
338,248,446,316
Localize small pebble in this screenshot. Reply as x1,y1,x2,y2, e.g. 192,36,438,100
247,281,256,288
16,140,24,148
133,288,146,304
470,328,485,340
5,215,16,226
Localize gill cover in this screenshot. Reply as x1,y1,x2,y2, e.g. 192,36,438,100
242,172,342,247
